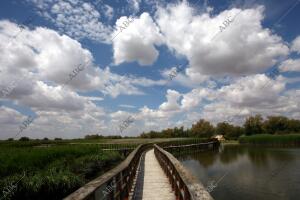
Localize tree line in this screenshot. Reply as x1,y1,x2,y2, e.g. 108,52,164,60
5,115,300,141
84,134,123,140
140,115,300,140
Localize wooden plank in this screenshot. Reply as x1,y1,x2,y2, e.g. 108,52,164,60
141,149,175,200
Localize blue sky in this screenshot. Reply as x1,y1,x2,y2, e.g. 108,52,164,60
0,0,300,139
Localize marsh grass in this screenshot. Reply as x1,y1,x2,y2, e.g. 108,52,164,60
239,134,300,146
0,143,123,200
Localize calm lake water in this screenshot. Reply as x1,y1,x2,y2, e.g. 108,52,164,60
175,144,300,200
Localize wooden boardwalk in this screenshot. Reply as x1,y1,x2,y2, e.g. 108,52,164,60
64,142,218,200
133,149,175,200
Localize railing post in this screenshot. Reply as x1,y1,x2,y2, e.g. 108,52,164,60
117,173,122,200
124,168,130,198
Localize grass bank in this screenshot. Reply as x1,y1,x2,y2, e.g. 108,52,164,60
238,134,300,146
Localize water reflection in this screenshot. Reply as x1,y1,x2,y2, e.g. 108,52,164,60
174,144,300,200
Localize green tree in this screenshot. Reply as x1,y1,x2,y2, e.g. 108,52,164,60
263,116,289,134
162,128,173,138
84,134,104,139
244,115,263,135
216,122,232,135
216,122,244,139
227,126,244,139
19,137,30,141
173,127,180,137
287,119,300,133
177,126,186,137
191,119,215,138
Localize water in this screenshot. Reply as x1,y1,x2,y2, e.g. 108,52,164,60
175,144,300,200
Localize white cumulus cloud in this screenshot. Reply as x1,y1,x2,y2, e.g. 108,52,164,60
112,13,163,66
155,2,289,76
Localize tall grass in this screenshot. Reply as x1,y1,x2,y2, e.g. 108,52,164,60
238,134,300,146
0,144,123,200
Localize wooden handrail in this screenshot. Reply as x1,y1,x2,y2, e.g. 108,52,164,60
64,143,152,200
163,141,217,149
154,144,215,200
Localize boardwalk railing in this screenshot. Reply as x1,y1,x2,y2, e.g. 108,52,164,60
64,140,218,200
163,141,219,149
157,138,219,149
154,143,215,200
64,143,152,200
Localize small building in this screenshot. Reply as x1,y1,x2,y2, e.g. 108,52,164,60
214,134,225,141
